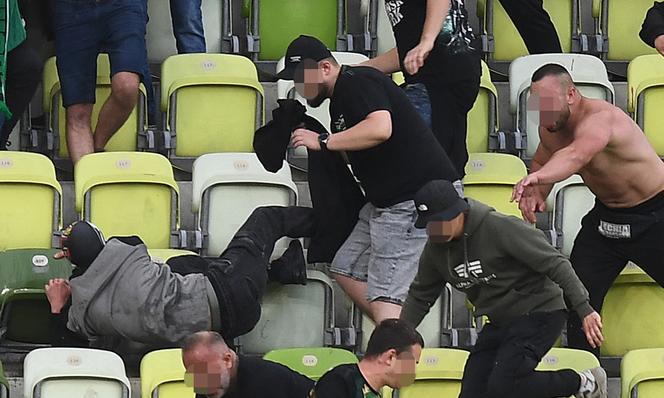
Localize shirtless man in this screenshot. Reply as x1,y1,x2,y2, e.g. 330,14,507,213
511,63,664,354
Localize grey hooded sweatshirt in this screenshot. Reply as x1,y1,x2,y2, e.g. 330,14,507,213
67,239,211,345
402,199,593,326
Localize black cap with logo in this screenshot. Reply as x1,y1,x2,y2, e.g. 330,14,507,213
414,180,469,228
276,35,334,80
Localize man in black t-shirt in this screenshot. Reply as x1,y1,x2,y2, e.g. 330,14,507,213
310,319,423,398
182,331,314,398
278,35,460,323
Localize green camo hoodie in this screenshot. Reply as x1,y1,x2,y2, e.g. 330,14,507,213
401,199,594,326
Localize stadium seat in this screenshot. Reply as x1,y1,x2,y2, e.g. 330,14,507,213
467,60,499,153
477,0,580,62
394,348,468,398
191,153,297,257
23,347,131,398
160,54,264,163
147,249,198,264
237,270,336,355
42,55,149,159
463,153,527,218
627,55,664,156
592,0,659,61
141,348,195,398
0,360,7,398
0,248,72,345
601,264,664,357
509,54,614,161
621,348,664,398
74,152,180,249
263,347,358,381
536,347,600,372
545,175,595,256
373,0,396,55
0,151,61,250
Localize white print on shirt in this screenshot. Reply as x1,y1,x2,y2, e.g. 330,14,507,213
334,115,347,132
384,0,404,27
453,260,496,289
598,220,631,239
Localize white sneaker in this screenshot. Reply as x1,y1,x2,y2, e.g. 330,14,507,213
575,367,608,398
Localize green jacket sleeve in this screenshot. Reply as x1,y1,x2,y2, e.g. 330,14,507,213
491,215,594,319
401,242,448,327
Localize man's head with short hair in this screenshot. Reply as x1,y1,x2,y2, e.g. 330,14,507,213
529,63,579,133
362,319,424,389
181,331,237,398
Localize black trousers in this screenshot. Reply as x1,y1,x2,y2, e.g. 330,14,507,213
0,40,43,149
498,0,563,54
205,206,315,340
567,192,664,355
459,310,580,398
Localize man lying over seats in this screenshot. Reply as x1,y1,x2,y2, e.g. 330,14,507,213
45,206,314,347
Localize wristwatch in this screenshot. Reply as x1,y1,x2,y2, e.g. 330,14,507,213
318,132,331,150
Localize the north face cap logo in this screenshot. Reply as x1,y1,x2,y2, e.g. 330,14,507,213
417,204,429,212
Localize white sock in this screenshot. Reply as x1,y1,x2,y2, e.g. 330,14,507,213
578,371,596,394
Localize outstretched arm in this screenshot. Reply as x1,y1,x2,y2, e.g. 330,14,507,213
404,0,451,75
361,47,401,74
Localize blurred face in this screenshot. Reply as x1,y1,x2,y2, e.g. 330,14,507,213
183,346,235,398
385,345,422,389
294,59,331,108
529,75,573,133
426,213,465,243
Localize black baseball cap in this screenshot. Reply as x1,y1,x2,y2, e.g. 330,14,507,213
414,180,469,228
276,35,334,80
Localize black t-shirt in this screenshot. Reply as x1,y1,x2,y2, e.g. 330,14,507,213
329,65,459,207
196,356,314,398
385,0,480,84
309,364,381,398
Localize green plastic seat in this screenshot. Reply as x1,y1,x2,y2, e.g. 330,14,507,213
0,248,72,345
0,360,8,398
140,349,195,398
395,348,469,398
627,55,664,156
467,60,498,153
263,347,357,381
621,348,664,398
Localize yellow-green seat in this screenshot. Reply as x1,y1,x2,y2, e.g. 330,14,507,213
42,54,148,159
627,55,664,156
463,153,527,218
0,151,61,250
160,54,264,160
621,348,664,398
592,0,659,61
467,60,498,153
140,349,195,398
0,360,7,398
263,348,357,381
535,348,600,398
395,348,468,398
74,152,179,249
477,0,577,62
601,264,664,357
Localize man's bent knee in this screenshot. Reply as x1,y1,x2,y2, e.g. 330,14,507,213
111,72,140,105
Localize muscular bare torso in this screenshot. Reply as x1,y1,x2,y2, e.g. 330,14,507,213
539,98,664,208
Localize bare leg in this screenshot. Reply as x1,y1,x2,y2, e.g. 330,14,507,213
65,104,94,164
93,71,140,151
370,301,402,323
334,274,372,317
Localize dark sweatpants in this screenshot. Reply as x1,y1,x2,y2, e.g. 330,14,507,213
498,0,563,54
459,310,580,398
567,192,664,355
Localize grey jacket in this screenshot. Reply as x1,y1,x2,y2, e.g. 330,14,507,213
68,239,211,345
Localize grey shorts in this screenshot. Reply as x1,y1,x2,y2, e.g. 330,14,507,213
329,200,428,304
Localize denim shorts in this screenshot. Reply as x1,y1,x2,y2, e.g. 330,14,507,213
54,0,148,107
330,200,428,304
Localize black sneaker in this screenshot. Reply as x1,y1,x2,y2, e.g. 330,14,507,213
269,239,307,285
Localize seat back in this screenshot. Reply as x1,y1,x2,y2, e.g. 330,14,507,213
463,153,527,218
147,249,198,264
0,361,6,398
536,347,600,372
238,271,334,355
42,55,147,159
161,54,264,158
0,249,72,344
263,347,357,381
75,152,179,249
250,0,340,61
628,55,664,156
141,348,195,398
395,348,468,398
478,0,577,62
594,0,659,61
602,264,664,357
0,151,61,250
192,153,297,257
509,54,614,159
467,60,498,153
24,348,130,398
621,348,664,398
375,0,397,55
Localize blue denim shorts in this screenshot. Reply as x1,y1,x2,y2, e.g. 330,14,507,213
54,0,148,107
330,200,428,304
